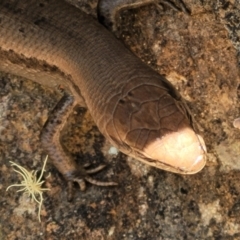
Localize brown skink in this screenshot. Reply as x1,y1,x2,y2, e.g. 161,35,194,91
0,0,206,187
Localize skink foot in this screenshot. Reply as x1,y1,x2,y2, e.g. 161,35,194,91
67,164,118,201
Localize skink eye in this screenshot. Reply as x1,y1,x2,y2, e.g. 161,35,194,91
233,118,240,129
143,128,206,174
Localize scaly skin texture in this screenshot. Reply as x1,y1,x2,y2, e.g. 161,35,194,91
0,0,206,182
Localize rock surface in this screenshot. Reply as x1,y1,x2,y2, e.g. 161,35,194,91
0,0,240,239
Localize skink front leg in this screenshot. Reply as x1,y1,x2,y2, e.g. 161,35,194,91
98,0,190,32
40,93,117,200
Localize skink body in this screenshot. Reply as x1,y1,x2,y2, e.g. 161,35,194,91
0,0,206,183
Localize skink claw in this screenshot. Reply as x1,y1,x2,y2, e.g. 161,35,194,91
85,164,107,174
84,176,118,187
67,180,86,201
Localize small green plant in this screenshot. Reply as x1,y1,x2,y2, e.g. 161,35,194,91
6,155,50,222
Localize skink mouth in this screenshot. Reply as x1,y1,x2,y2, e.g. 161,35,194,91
138,155,206,175
141,127,207,174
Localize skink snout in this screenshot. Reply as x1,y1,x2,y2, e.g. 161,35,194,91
143,128,206,174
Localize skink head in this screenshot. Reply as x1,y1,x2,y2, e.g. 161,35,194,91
142,127,206,174
104,82,207,174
